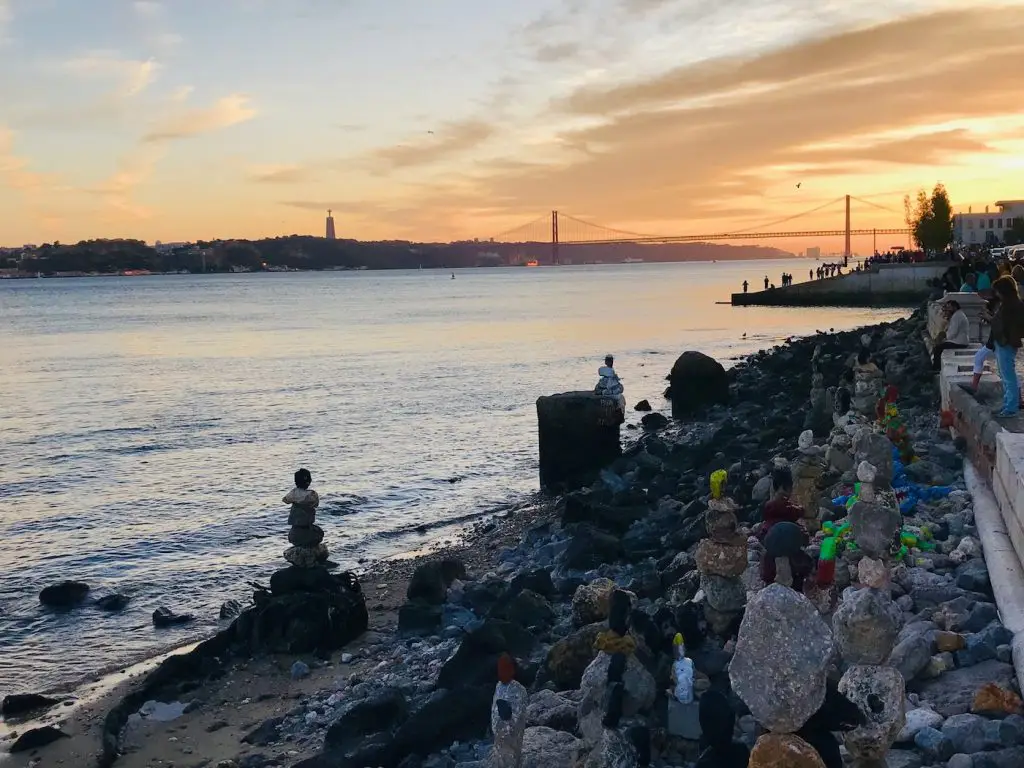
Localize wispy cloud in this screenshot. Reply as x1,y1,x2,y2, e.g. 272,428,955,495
143,94,257,142
64,51,160,98
248,164,317,184
373,120,495,169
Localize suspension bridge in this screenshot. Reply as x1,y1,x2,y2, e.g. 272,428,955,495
490,195,911,264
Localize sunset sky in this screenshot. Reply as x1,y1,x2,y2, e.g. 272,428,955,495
3,0,1024,251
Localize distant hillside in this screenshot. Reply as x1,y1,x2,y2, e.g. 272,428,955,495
9,236,795,275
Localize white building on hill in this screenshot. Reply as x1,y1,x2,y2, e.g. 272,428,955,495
953,200,1024,245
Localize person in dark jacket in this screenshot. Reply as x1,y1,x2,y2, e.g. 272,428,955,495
990,276,1024,416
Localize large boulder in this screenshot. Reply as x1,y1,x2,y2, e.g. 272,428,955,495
832,587,902,664
537,392,622,491
39,580,90,607
666,351,729,418
237,567,367,654
730,584,834,733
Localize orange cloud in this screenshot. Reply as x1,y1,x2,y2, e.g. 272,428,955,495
451,8,1024,230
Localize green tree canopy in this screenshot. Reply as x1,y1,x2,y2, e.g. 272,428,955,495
905,183,954,255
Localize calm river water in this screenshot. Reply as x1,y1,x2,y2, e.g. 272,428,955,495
0,261,907,695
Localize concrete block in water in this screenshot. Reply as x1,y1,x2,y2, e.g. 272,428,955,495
536,391,621,490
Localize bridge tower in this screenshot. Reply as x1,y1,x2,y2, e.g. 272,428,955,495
844,195,851,266
551,210,559,265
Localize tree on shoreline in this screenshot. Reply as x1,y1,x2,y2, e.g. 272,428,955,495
905,184,954,256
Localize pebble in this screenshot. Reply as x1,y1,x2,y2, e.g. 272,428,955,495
291,661,310,680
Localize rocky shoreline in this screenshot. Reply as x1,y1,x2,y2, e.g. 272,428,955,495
7,305,1024,768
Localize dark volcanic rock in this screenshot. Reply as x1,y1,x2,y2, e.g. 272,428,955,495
563,524,622,570
2,693,61,717
219,598,245,620
237,568,368,654
561,496,646,535
39,580,90,607
666,351,729,418
95,593,130,612
634,400,652,412
324,688,409,753
392,687,493,762
10,725,69,753
641,412,669,430
406,559,467,605
436,619,535,691
495,589,555,631
398,601,443,634
242,716,284,746
152,606,194,627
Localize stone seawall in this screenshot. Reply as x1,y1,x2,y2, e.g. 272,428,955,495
732,262,950,307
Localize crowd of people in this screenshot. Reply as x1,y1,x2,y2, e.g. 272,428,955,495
936,255,1024,418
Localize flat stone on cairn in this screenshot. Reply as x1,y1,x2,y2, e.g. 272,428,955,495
537,392,622,491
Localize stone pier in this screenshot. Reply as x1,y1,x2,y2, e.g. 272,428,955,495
537,391,622,491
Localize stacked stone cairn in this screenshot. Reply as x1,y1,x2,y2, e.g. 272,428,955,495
730,584,835,768
283,476,329,568
805,344,834,436
833,461,907,767
852,353,885,418
792,430,825,534
488,654,528,768
578,589,655,767
695,469,747,635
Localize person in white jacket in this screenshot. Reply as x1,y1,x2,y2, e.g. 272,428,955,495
932,299,970,370
595,354,625,410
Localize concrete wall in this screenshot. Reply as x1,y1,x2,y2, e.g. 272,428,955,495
732,262,950,307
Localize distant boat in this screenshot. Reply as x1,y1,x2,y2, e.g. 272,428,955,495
622,257,644,264
525,259,539,267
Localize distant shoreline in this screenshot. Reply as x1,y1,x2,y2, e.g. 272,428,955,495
0,254,838,280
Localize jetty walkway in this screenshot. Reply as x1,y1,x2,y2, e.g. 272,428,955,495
733,262,950,307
